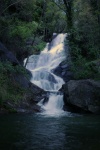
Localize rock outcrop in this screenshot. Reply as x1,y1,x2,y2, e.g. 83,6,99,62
63,79,100,114
52,60,73,82
0,42,19,65
0,42,47,113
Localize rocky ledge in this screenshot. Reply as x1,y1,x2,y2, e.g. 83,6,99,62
62,79,100,114
0,42,47,113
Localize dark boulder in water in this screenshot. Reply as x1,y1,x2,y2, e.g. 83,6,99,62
63,79,100,114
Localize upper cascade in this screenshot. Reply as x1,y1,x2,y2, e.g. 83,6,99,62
25,33,67,92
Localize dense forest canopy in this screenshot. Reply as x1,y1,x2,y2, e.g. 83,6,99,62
0,0,67,61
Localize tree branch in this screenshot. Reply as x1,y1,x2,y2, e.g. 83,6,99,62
51,0,66,13
0,0,22,15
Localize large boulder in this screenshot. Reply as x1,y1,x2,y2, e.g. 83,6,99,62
0,42,19,65
63,79,100,114
13,73,47,103
52,60,73,82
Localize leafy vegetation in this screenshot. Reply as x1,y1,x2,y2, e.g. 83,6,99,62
0,62,30,106
68,0,100,79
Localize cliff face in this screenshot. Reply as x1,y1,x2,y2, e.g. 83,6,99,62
0,42,47,113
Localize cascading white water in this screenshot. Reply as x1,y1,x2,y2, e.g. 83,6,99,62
25,33,68,116
38,92,65,116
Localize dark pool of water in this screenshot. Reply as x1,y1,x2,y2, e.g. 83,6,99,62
0,113,100,150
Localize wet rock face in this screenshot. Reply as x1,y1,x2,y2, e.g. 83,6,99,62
13,73,47,103
52,61,73,83
63,79,100,114
47,73,57,83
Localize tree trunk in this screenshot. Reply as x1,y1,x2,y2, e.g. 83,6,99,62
63,0,73,31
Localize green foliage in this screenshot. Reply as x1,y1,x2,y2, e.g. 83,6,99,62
71,56,100,80
0,74,23,105
72,0,100,60
69,41,81,60
0,61,29,76
9,21,38,41
33,39,46,53
69,0,100,80
0,62,29,106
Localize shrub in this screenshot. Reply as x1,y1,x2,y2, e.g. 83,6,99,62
0,61,30,106
71,56,100,80
9,21,38,41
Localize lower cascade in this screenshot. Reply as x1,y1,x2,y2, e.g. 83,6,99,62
38,92,65,116
25,33,67,116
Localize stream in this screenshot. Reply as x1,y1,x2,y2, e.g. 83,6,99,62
0,114,100,150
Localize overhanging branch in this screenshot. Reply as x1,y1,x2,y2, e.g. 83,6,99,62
51,0,66,13
0,0,22,15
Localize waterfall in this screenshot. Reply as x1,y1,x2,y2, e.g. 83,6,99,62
25,33,67,116
38,92,65,116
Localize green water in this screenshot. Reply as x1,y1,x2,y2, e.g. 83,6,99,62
0,113,100,150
